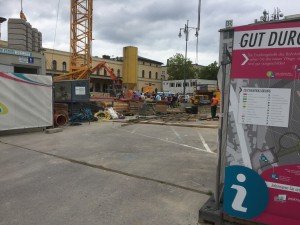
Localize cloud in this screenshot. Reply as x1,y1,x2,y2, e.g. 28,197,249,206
0,0,299,65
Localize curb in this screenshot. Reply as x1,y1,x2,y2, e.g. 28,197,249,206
104,120,219,129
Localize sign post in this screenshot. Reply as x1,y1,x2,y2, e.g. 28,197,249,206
223,21,300,225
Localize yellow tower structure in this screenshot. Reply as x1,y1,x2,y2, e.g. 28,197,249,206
122,46,138,90
70,0,93,72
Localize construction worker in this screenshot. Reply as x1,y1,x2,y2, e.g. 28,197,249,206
211,94,219,119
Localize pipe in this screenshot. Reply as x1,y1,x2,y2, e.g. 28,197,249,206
54,113,68,127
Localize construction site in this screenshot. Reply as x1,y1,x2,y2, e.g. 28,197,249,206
1,1,300,225
0,1,221,225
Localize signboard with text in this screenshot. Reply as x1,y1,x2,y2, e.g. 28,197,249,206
224,21,300,225
0,47,32,57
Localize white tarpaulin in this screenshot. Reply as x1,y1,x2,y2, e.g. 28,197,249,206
0,72,53,131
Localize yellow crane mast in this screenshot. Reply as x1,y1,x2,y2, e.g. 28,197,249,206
70,0,93,72
53,0,120,85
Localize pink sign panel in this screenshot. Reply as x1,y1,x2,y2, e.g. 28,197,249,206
231,21,300,80
255,165,300,225
225,20,300,225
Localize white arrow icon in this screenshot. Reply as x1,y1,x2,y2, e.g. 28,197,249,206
241,54,249,66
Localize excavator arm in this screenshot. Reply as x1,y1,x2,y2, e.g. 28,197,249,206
90,62,117,80
53,61,118,82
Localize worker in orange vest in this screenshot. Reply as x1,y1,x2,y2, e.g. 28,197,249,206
211,94,219,119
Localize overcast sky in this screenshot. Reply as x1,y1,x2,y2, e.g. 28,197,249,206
0,0,299,65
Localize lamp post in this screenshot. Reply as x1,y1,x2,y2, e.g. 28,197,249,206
178,20,198,96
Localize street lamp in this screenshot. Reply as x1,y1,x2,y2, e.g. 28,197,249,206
178,20,198,96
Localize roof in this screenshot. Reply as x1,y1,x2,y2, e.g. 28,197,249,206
138,56,163,65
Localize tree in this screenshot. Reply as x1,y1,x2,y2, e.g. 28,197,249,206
167,53,197,80
197,61,219,80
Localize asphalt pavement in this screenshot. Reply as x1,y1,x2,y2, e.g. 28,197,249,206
0,122,218,225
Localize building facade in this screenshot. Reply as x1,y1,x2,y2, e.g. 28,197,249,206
137,56,163,92
161,65,169,80
0,40,46,75
44,47,164,93
163,79,217,95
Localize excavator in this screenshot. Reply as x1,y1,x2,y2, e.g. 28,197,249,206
53,61,123,97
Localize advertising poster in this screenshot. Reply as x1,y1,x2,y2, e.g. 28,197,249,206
224,21,300,225
0,72,53,131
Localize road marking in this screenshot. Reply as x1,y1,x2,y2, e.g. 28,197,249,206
197,131,213,153
170,126,182,141
117,127,216,155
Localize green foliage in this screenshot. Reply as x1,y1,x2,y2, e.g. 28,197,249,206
167,53,197,80
197,61,219,80
166,54,219,81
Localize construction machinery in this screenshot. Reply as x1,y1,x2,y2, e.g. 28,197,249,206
50,0,123,123
142,84,154,94
190,94,210,105
54,61,122,96
52,0,122,96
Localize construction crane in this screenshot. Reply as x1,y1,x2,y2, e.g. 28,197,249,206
70,0,92,73
53,0,122,94
20,0,27,21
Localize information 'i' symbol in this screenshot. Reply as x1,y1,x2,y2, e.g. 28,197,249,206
231,174,247,213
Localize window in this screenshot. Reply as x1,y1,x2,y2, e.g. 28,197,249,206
104,70,107,76
191,81,197,86
52,60,57,71
155,72,158,79
117,69,121,77
176,83,182,87
97,68,100,76
142,70,145,78
62,62,67,71
170,83,174,87
149,71,152,79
